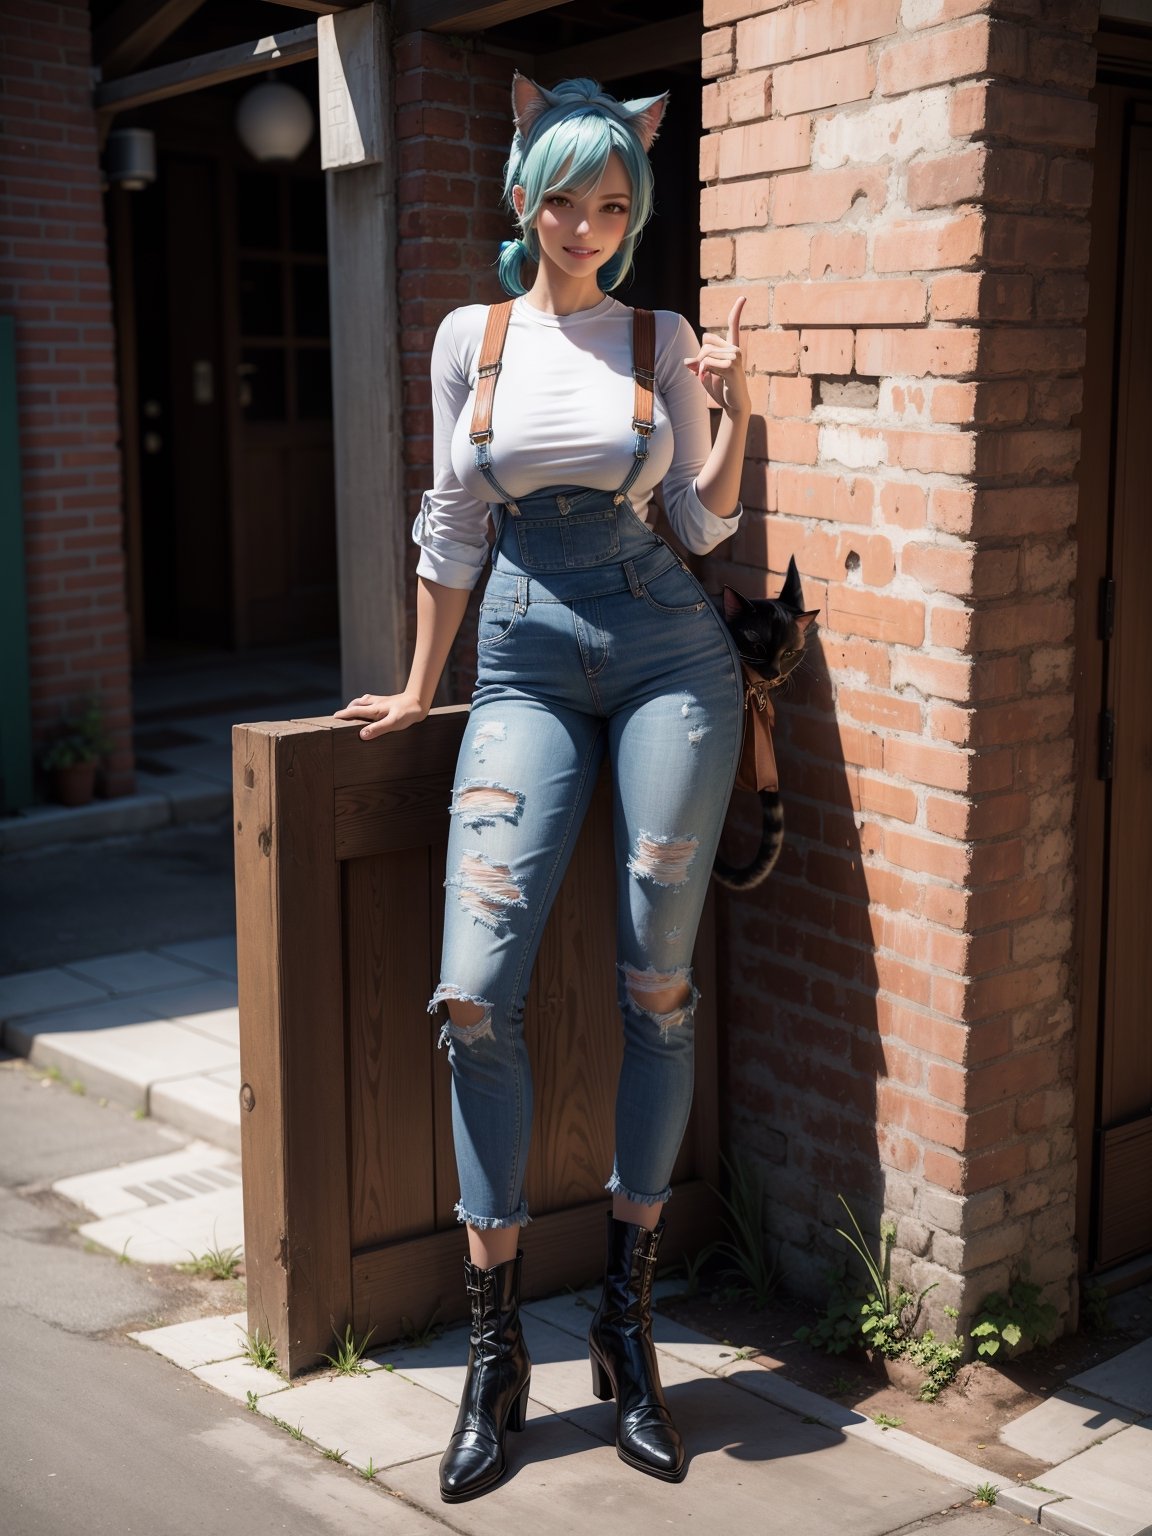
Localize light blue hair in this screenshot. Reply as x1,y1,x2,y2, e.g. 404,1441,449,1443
497,77,663,297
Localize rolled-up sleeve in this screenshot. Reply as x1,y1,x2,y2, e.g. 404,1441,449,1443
657,313,743,556
412,310,492,590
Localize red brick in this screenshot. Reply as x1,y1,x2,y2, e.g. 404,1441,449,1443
826,585,924,645
838,687,923,734
854,327,979,377
769,374,814,417
700,178,772,231
879,17,1026,97
772,43,876,116
1046,156,1093,210
884,427,975,475
700,284,772,328
901,543,1018,599
931,380,1029,426
737,0,901,71
950,83,1098,148
925,792,1031,839
810,229,867,278
906,146,1045,211
776,466,873,523
701,24,735,76
878,481,927,528
718,115,811,177
874,212,985,273
735,228,811,279
798,327,853,375
930,272,1034,322
746,329,801,373
986,213,1091,269
771,164,888,226
777,279,926,327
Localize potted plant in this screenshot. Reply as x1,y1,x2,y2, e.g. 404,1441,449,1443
40,696,112,807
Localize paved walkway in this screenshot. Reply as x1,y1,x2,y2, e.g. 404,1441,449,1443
2,928,1149,1528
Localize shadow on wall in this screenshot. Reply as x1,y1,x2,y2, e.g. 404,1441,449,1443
714,628,893,1298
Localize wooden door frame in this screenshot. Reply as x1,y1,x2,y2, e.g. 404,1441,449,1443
1073,22,1152,1284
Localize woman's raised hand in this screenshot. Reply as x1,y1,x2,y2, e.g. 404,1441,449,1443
333,691,427,741
684,295,751,419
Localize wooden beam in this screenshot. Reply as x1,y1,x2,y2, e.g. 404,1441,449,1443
535,12,702,84
93,0,208,75
260,0,356,11
93,25,318,116
393,0,560,36
320,5,409,698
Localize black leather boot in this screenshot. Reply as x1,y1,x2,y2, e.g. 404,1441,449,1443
588,1212,685,1482
439,1249,531,1503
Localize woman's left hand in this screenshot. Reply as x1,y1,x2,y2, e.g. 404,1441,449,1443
684,296,750,419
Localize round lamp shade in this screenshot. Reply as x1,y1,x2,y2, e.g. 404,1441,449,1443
235,79,314,163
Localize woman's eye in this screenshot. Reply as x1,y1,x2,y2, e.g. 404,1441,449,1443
604,203,628,214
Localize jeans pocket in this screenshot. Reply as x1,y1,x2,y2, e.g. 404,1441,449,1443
640,565,707,615
477,599,522,646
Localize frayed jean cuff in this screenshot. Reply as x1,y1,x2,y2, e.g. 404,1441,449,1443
454,1198,531,1230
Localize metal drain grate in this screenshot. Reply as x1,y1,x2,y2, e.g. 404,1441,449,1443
120,1166,241,1207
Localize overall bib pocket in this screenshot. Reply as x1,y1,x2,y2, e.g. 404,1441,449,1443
515,509,621,571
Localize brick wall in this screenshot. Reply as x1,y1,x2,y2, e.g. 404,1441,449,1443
700,0,1097,1335
0,0,135,798
394,30,509,701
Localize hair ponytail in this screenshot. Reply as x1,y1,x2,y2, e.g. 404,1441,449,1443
497,236,535,297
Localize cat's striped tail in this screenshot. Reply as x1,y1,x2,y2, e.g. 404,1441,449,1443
712,791,784,891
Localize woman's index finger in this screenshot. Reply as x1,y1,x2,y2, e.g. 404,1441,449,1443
727,294,746,347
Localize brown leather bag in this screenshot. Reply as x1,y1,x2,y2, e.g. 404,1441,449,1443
734,663,780,794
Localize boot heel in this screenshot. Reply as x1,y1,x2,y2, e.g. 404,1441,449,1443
507,1378,530,1433
590,1351,614,1401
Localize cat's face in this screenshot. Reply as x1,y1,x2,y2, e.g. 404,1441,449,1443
722,557,818,681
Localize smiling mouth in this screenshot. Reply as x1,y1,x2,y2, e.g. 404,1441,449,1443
564,247,600,256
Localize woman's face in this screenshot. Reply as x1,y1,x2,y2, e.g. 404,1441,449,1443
514,150,632,282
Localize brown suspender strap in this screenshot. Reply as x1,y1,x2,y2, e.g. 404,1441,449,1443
468,299,656,446
632,306,655,436
469,299,515,445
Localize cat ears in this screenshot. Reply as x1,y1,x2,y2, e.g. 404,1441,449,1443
722,557,821,625
511,71,668,153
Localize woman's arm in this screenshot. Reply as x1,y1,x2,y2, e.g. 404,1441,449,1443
334,577,471,740
684,295,750,520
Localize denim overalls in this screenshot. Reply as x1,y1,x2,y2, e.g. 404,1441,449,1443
429,336,745,1232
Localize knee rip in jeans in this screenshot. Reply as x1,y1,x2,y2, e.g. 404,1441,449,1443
627,829,699,887
429,983,495,1048
447,849,526,933
620,961,698,1040
449,777,523,830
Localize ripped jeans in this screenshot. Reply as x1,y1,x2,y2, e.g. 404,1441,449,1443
429,485,744,1230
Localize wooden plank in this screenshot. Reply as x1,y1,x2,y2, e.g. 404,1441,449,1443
263,0,353,12
1097,1117,1152,1267
536,13,701,85
346,847,437,1246
334,773,456,859
93,0,207,76
349,1180,722,1359
394,0,559,35
234,720,354,1375
324,5,408,701
332,706,469,788
94,25,318,114
318,7,386,168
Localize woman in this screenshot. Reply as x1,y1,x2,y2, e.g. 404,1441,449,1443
336,72,750,1500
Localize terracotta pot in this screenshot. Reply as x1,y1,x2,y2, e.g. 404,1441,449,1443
51,760,97,807
870,1350,924,1394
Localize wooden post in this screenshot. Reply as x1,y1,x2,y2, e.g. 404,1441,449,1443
319,3,407,700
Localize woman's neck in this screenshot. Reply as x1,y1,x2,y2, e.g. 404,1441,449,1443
520,254,609,317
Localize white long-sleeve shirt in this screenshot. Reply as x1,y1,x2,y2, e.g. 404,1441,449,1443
412,293,743,590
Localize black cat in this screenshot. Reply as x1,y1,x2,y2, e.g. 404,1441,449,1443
713,556,818,891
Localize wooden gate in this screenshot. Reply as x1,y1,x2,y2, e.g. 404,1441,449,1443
232,709,721,1377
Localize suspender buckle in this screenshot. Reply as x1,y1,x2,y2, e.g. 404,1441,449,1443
469,428,494,445
632,366,655,384
631,417,654,436
477,362,502,378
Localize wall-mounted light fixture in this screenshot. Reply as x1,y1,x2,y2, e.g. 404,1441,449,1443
103,127,157,191
235,73,314,163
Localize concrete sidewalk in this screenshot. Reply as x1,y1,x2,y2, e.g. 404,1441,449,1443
4,939,1151,1535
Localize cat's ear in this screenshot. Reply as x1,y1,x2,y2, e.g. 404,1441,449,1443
512,71,554,139
778,555,804,610
621,91,669,152
795,610,820,634
722,585,753,622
